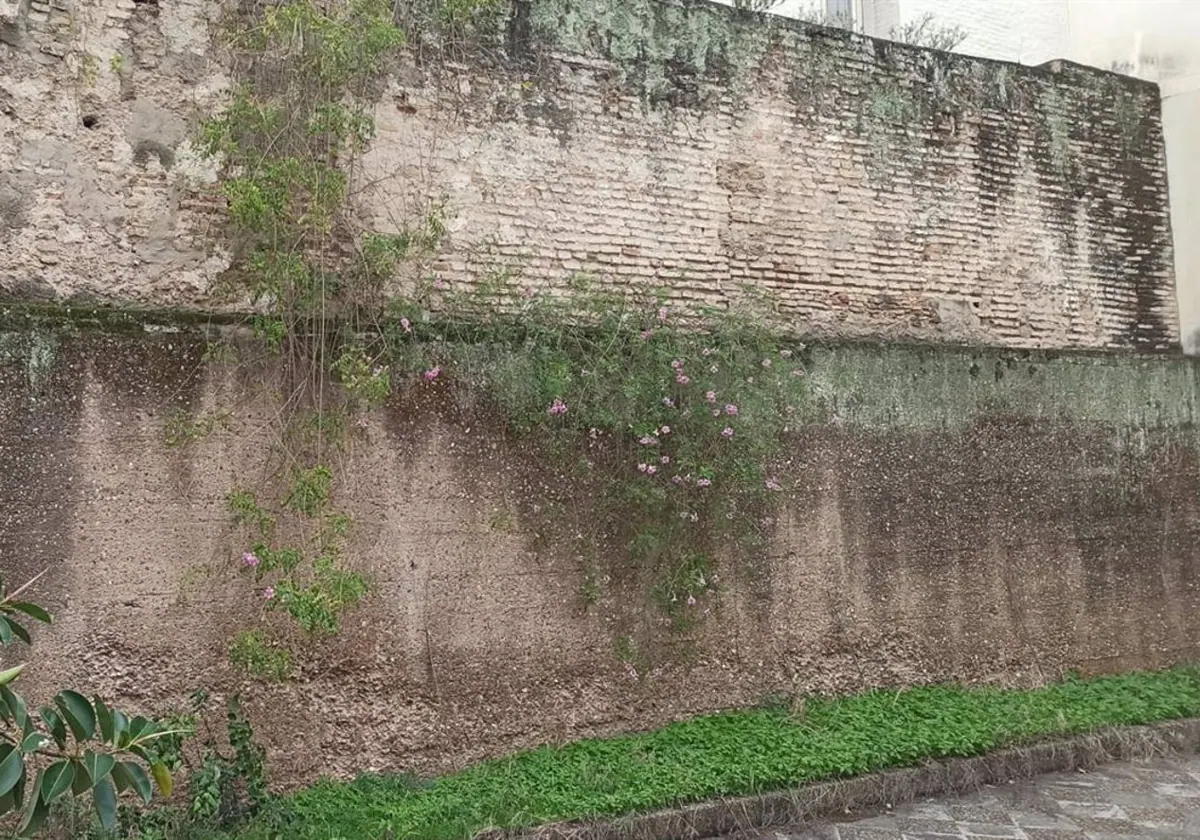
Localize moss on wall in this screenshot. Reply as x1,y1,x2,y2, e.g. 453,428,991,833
803,344,1200,432
4,303,1195,434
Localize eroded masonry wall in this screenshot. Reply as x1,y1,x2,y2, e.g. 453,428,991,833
3,312,1199,784
0,0,1181,351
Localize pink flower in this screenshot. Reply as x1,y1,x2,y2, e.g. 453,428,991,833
676,374,690,385
434,279,447,290
765,478,782,491
663,397,675,408
780,349,793,358
242,551,260,568
706,390,717,403
721,427,734,439
671,475,684,485
762,358,772,368
262,586,275,600
637,463,648,473
686,594,696,606
424,366,441,382
725,404,739,416
640,329,653,340
400,317,412,334
671,359,683,370
659,425,671,435
639,436,658,446
660,455,670,464
657,306,669,322
646,465,658,475
697,478,712,487
547,398,568,416
712,409,721,417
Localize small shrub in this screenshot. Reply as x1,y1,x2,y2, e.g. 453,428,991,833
228,631,292,682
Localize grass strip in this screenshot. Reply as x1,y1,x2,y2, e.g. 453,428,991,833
229,666,1200,840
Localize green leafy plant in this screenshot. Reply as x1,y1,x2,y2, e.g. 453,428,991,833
331,346,391,409
384,284,807,627
164,409,233,448
228,478,367,669
0,572,176,837
283,466,333,517
178,665,1200,840
195,0,410,680
228,491,275,536
114,691,277,839
228,632,292,683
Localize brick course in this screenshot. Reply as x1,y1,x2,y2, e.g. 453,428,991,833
367,0,1179,350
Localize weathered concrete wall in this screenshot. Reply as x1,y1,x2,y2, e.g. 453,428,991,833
3,309,1199,784
0,0,1181,351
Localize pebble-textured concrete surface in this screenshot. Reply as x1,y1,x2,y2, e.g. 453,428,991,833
757,755,1200,839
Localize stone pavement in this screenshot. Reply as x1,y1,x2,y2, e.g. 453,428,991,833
754,754,1200,839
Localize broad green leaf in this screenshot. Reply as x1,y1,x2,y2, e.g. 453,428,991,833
38,760,73,804
70,760,91,796
110,710,128,747
94,697,114,744
39,708,66,750
150,762,173,798
92,777,116,830
81,751,115,789
109,761,131,795
0,617,12,646
126,715,153,743
19,734,47,754
117,760,152,804
7,603,51,624
0,664,25,687
10,764,24,813
16,773,47,839
1,686,27,728
55,690,96,741
0,744,23,798
0,788,15,819
4,618,29,645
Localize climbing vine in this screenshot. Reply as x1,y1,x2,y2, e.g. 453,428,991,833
193,0,813,678
197,0,409,678
383,278,810,631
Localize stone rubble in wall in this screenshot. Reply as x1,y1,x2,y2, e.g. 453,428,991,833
0,0,231,307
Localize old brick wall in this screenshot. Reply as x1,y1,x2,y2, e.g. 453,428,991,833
2,311,1199,785
0,0,1182,351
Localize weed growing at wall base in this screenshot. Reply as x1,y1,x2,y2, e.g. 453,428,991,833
154,666,1200,840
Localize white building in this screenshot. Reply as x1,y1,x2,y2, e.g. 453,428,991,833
718,0,1200,354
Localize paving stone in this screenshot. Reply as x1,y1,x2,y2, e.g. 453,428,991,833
743,754,1200,840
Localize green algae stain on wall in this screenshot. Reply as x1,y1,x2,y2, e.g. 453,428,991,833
0,330,60,399
803,344,1200,434
527,0,777,103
